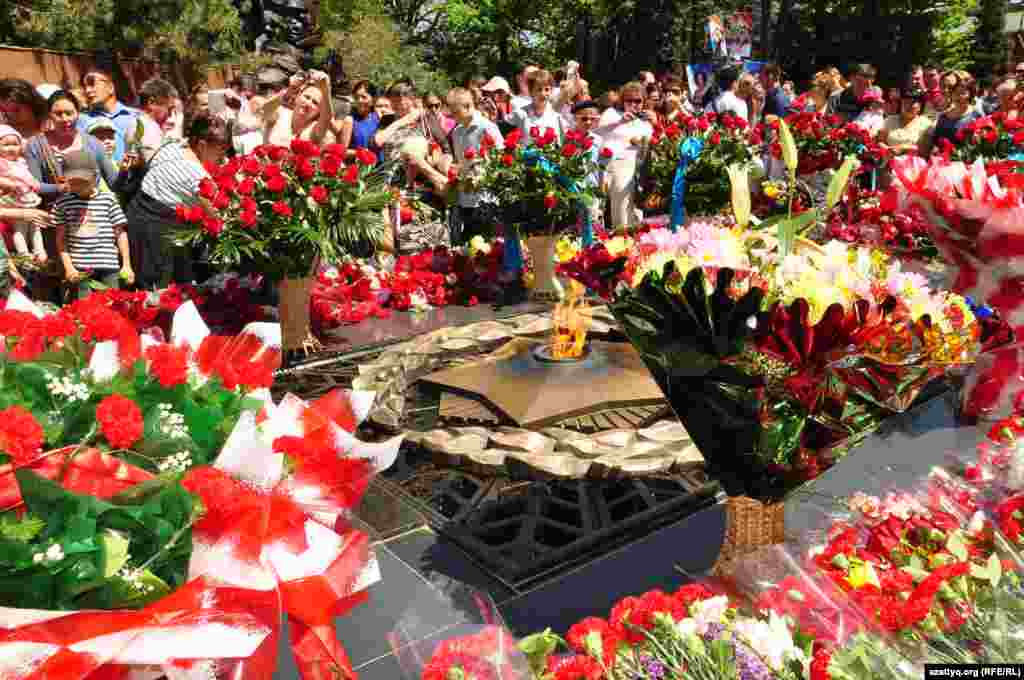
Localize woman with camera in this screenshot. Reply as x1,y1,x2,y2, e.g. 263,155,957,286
260,70,335,147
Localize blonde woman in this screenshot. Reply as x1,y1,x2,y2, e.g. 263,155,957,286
595,81,652,227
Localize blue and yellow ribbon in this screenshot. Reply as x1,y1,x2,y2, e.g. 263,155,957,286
670,137,706,231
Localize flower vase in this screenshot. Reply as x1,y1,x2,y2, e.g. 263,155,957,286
526,235,563,302
277,276,320,355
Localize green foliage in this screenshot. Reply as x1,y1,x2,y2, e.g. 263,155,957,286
2,0,244,67
0,470,196,610
0,513,45,543
930,0,979,71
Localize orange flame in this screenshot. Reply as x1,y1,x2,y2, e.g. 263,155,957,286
551,280,590,359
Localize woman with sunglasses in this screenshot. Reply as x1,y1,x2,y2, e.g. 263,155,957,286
595,81,653,228
660,76,692,124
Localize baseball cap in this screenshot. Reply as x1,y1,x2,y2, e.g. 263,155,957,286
481,76,511,94
62,149,98,181
86,118,117,135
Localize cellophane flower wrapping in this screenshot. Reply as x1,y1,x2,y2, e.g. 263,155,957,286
889,155,1023,417
580,225,990,500
0,293,401,679
392,584,530,680
758,412,1024,673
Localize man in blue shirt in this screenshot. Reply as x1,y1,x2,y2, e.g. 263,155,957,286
761,64,791,120
77,69,140,163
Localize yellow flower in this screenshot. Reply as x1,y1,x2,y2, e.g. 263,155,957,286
555,237,579,263
763,183,781,200
605,236,633,258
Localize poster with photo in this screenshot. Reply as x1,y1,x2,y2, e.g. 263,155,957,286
687,64,715,108
726,9,754,59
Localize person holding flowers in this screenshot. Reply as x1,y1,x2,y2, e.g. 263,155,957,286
53,149,133,298
595,80,652,227
880,88,934,157
449,86,504,245
124,111,230,289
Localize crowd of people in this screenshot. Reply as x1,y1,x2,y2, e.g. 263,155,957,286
0,57,1020,305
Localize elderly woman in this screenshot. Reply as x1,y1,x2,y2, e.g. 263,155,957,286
373,82,447,165
261,70,335,147
596,81,653,227
125,111,231,289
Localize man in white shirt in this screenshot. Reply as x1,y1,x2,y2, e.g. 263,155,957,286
449,87,504,244
706,67,749,122
510,64,540,112
594,81,653,227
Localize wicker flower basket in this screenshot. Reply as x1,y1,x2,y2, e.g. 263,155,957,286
277,276,320,353
711,495,786,575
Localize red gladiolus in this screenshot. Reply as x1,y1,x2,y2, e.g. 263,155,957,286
267,146,288,162
290,138,319,157
212,192,231,210
240,211,258,228
310,185,329,204
343,164,359,184
239,197,258,214
96,395,144,449
262,163,283,179
544,193,557,210
237,177,256,195
265,174,287,193
272,201,293,218
464,148,477,160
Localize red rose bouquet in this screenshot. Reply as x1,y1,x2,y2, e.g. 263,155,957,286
954,112,1024,163
639,111,755,217
175,141,393,351
474,127,601,235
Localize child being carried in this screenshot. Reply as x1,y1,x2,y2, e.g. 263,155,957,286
0,125,47,264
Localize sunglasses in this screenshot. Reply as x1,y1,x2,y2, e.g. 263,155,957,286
426,103,442,110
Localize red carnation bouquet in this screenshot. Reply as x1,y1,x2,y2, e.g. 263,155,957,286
0,290,399,678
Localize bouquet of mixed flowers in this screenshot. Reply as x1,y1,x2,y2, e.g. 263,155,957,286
639,112,756,218
0,291,399,678
472,127,602,236
558,216,990,499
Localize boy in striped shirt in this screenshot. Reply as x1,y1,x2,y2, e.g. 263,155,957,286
53,149,134,299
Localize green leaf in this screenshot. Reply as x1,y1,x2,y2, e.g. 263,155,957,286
0,513,45,542
826,156,859,211
947,531,969,562
99,529,130,578
776,210,818,258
